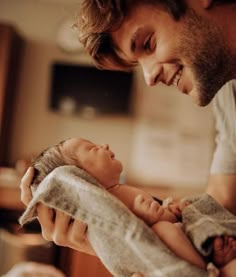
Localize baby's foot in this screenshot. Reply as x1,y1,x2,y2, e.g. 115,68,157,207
212,236,236,267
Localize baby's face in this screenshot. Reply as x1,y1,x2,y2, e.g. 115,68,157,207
60,138,123,188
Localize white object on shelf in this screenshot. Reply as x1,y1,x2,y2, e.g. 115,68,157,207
57,18,84,54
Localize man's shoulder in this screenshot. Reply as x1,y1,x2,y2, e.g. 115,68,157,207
213,79,236,111
216,79,236,100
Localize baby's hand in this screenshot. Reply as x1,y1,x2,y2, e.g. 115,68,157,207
133,195,164,225
168,200,190,220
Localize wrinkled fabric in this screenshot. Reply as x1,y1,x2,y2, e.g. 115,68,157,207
182,193,236,257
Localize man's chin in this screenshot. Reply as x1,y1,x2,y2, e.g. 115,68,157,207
189,87,214,107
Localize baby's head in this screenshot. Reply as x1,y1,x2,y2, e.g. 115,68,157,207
32,138,123,189
31,140,67,188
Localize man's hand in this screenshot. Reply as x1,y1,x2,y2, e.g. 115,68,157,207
36,203,95,254
19,167,95,255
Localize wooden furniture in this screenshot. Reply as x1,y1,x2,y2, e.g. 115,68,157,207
0,23,23,166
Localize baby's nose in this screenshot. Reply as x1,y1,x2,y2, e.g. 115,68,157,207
101,144,109,150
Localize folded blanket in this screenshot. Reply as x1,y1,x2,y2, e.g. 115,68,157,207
182,193,236,257
19,165,207,277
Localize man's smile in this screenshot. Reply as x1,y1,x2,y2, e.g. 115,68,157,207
171,67,183,87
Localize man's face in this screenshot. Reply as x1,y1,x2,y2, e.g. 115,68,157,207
111,3,232,106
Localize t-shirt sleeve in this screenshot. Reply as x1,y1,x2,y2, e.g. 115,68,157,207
210,80,236,174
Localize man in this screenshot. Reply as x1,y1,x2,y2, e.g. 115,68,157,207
20,0,236,275
76,0,236,213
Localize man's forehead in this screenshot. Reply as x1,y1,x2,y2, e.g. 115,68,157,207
111,22,138,62
110,5,155,59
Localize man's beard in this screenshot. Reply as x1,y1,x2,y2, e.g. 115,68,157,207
179,9,233,106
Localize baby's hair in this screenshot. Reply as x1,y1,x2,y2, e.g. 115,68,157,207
31,140,68,188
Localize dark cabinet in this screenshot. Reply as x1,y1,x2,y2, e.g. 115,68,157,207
0,23,23,166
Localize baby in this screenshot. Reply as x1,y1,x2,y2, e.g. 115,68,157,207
28,137,236,273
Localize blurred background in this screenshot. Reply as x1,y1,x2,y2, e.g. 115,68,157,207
0,0,216,276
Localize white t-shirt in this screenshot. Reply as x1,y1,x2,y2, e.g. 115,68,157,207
210,79,236,174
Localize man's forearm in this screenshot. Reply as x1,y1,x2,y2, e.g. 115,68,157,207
206,174,236,215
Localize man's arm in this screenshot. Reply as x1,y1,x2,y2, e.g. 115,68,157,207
206,174,236,215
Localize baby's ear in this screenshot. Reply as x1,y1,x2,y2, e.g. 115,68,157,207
200,0,213,9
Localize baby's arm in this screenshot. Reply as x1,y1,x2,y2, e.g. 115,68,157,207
133,195,206,269
152,221,206,269
133,194,190,225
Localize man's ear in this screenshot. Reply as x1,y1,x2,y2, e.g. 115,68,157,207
200,0,213,9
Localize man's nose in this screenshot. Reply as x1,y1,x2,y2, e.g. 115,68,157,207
141,61,160,86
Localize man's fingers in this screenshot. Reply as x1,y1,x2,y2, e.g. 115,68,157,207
35,202,95,254
53,212,72,246
20,167,34,205
68,220,95,254
69,219,87,243
37,203,55,241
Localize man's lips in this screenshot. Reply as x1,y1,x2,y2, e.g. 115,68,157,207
171,67,183,87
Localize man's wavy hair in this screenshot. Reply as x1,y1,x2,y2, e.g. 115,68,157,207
77,0,235,71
